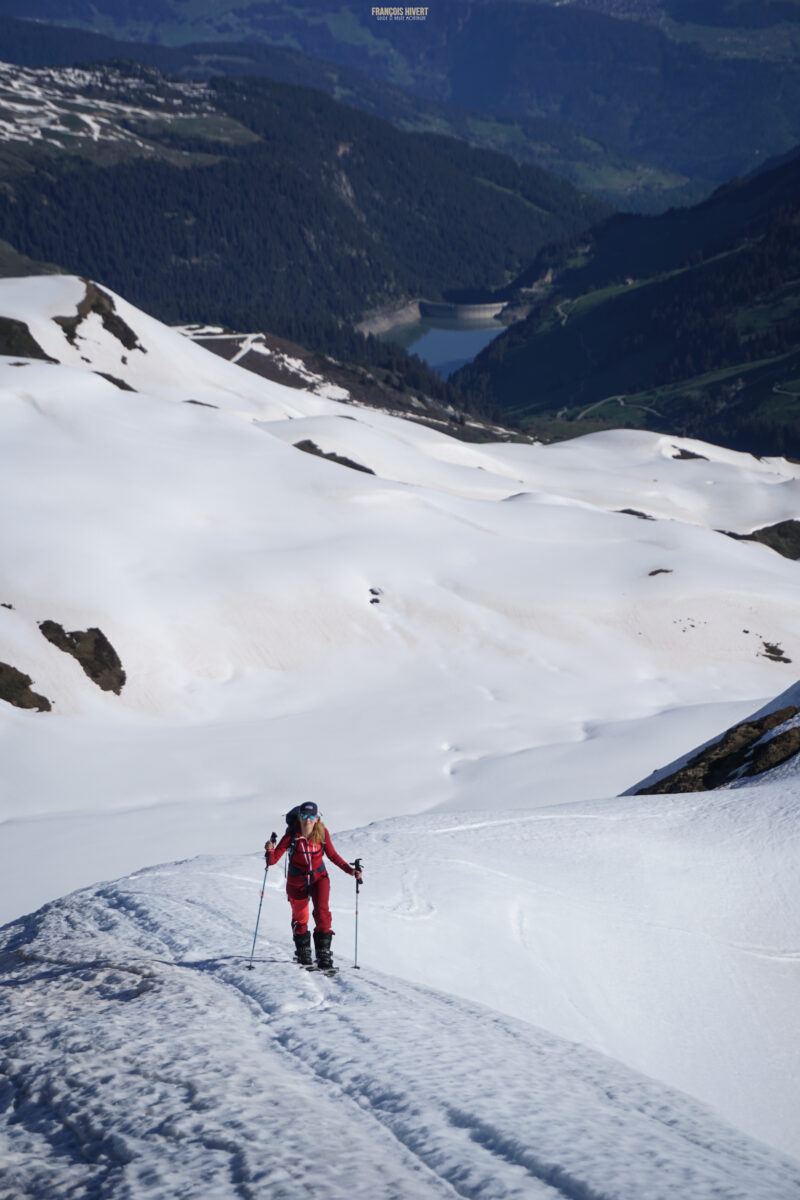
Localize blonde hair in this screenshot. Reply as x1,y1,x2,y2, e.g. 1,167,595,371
294,815,326,845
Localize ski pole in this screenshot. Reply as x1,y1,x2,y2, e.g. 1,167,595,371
353,858,363,970
247,832,276,971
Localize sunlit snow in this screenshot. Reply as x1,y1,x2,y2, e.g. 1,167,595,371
1,275,799,1192
2,802,799,1198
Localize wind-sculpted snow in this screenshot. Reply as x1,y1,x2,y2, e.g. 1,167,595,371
2,852,799,1200
343,786,800,1159
0,274,799,925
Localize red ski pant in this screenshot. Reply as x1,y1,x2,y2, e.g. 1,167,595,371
288,872,332,935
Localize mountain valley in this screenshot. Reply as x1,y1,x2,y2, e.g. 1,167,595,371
458,150,800,456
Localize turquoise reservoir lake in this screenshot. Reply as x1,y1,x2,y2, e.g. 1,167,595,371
379,314,506,377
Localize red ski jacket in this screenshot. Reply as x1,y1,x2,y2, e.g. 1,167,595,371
266,827,354,889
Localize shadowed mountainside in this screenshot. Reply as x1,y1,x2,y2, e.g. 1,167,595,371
456,152,800,457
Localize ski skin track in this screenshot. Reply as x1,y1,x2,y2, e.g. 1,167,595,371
231,954,603,1200
235,959,653,1200
158,935,651,1199
4,869,799,1200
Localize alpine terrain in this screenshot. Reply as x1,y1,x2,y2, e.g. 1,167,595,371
0,275,799,1196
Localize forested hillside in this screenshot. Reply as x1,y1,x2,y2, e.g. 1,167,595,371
457,154,800,457
0,13,692,211
0,69,606,373
1,1,798,186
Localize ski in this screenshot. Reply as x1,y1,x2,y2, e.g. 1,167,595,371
297,962,339,976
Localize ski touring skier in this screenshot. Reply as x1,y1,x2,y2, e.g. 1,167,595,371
265,801,362,971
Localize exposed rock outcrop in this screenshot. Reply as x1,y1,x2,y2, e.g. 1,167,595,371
0,662,51,712
0,316,57,362
39,620,126,694
294,439,375,475
630,702,800,794
722,520,800,562
55,281,144,354
94,371,136,391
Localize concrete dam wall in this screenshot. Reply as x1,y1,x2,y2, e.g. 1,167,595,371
419,300,505,320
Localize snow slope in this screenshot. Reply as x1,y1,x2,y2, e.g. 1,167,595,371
2,828,799,1199
1,274,799,928
1,275,800,1183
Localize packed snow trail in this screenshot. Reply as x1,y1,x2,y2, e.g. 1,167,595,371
2,855,799,1200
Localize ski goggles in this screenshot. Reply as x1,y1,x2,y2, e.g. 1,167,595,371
299,811,317,820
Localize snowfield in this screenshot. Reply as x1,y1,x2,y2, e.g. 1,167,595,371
2,801,799,1199
1,276,799,920
1,275,799,1192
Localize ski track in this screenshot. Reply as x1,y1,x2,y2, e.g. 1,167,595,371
3,869,800,1200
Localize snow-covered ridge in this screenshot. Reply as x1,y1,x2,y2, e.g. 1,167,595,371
2,825,799,1197
174,322,526,441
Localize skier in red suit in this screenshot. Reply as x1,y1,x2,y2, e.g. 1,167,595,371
265,801,362,970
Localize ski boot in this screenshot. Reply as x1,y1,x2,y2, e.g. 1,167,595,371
313,930,334,971
293,931,312,966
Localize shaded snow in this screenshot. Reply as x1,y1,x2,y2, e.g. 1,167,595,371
2,825,799,1198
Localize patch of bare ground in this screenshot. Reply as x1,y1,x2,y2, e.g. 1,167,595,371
294,439,374,475
189,328,528,445
634,705,800,793
721,520,800,561
0,662,51,712
94,371,136,391
0,316,57,362
55,281,145,354
761,640,792,663
39,621,126,693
